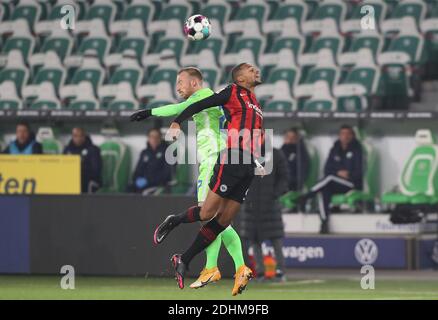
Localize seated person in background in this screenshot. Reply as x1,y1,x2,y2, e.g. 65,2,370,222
281,128,310,192
298,125,363,234
64,127,102,193
129,128,172,195
3,121,42,154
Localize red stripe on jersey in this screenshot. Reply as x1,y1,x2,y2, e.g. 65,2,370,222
212,152,227,193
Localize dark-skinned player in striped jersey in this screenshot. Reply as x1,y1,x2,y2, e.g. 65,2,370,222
154,63,266,296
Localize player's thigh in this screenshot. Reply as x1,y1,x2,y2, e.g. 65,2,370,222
216,198,241,226
226,167,255,204
197,157,216,205
200,188,224,220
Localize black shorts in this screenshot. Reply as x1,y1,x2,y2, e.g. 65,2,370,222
208,149,255,203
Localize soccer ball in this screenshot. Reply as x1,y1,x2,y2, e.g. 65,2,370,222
184,14,211,41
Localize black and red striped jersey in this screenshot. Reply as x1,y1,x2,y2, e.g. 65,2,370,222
174,83,264,158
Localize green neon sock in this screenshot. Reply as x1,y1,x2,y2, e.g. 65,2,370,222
221,226,245,271
205,233,222,269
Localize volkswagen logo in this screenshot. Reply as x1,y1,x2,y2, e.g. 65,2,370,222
355,238,378,265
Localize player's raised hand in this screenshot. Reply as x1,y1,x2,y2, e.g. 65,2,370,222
130,109,152,121
165,122,181,141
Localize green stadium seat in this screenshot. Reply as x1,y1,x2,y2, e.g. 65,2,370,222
0,1,12,22
70,49,105,96
36,127,63,154
302,0,346,34
122,0,154,27
155,38,185,61
85,0,116,31
38,28,74,63
421,17,438,78
228,19,265,60
32,51,66,93
106,82,139,111
303,49,340,91
0,50,29,96
67,81,100,110
385,17,426,64
339,29,383,68
269,19,305,58
263,49,300,91
311,0,346,22
136,82,175,106
99,139,132,193
270,0,309,25
307,19,344,59
77,19,111,64
390,0,426,24
302,81,335,111
28,82,61,110
158,0,192,23
2,19,35,62
234,0,269,27
0,80,23,109
257,81,296,112
382,129,438,206
202,0,231,27
109,50,143,92
114,20,148,62
12,0,42,29
378,17,425,98
335,48,382,111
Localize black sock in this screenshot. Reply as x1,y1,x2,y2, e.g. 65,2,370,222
181,218,226,266
174,206,202,224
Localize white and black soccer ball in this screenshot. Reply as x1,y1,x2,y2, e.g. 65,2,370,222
184,14,211,41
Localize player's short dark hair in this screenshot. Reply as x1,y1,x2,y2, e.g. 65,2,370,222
231,63,249,82
72,127,86,134
178,67,203,81
339,124,355,136
16,120,30,131
285,127,299,135
147,127,161,136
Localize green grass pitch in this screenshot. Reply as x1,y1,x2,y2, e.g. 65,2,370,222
1,276,438,300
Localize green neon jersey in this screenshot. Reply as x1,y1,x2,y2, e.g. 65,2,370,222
151,88,226,158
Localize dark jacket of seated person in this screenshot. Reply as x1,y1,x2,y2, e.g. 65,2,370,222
324,137,363,190
63,131,102,193
131,140,172,193
3,122,42,155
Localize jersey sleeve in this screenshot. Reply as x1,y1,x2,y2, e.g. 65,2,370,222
150,88,215,117
151,101,191,117
173,85,232,124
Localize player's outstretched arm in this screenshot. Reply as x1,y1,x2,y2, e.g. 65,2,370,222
130,101,190,122
173,86,231,125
